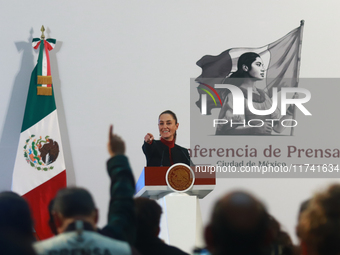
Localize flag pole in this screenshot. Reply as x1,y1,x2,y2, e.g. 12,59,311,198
40,25,45,40
290,20,304,136
295,20,304,85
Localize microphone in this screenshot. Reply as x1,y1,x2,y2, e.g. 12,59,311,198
180,149,193,166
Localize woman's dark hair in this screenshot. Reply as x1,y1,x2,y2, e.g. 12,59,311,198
159,110,178,141
230,52,261,79
220,52,261,100
159,110,178,124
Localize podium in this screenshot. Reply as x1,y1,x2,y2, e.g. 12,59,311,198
136,166,215,253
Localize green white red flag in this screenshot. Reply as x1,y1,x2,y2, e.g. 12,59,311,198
12,36,66,240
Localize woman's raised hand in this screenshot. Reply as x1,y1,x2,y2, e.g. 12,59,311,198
144,133,154,144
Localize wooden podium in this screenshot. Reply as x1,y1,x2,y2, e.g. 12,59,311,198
135,166,215,253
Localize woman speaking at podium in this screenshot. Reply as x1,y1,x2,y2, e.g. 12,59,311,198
142,110,190,167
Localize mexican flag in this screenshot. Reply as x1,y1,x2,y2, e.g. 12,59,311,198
195,21,304,115
12,37,66,240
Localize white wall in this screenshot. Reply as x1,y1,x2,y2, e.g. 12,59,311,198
0,0,339,244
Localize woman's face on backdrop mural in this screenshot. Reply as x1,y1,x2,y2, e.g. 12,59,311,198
248,57,265,80
158,114,179,141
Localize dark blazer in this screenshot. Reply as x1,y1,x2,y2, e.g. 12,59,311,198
142,140,190,167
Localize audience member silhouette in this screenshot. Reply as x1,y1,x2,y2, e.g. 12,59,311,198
0,191,37,254
134,197,189,255
297,184,340,255
0,191,35,243
204,191,274,255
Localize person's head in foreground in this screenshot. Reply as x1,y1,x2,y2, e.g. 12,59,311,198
297,184,340,255
134,197,189,255
134,197,162,240
205,191,273,255
52,187,98,233
0,191,35,243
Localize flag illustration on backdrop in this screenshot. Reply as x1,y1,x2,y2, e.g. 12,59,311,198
12,30,66,240
195,21,304,115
